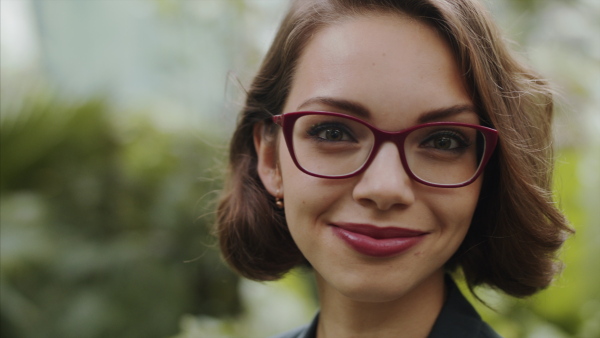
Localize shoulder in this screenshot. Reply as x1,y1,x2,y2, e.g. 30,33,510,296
428,277,503,338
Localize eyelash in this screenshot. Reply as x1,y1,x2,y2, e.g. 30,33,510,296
421,130,471,150
306,123,356,142
302,117,475,155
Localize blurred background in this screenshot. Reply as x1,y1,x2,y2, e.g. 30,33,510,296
0,0,598,337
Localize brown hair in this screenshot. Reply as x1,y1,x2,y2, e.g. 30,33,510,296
216,0,573,297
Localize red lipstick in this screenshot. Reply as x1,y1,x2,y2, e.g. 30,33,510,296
331,223,427,257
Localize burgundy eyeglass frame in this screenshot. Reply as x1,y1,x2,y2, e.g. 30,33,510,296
272,111,499,188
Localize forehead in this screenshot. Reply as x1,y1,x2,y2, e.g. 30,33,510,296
284,14,474,127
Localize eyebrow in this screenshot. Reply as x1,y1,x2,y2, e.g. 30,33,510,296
297,97,371,119
416,104,478,124
297,96,477,123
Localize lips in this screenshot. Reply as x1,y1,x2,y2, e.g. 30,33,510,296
331,223,427,257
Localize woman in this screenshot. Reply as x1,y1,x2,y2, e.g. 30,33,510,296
217,0,573,337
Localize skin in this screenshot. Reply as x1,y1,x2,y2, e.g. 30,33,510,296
255,13,482,338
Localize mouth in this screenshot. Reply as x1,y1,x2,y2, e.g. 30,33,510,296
330,223,428,257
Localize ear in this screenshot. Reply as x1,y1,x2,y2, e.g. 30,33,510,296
254,123,282,198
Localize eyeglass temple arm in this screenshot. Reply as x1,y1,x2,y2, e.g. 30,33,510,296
272,115,283,126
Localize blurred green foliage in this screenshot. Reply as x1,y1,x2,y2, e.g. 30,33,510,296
1,0,598,337
462,149,600,338
0,94,241,338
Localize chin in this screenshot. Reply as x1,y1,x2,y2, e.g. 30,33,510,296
329,276,414,303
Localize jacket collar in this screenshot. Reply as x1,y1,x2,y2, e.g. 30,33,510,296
273,276,499,338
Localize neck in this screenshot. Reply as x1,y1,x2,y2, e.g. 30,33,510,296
316,271,446,338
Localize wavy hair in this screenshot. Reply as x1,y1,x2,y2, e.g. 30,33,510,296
216,0,573,297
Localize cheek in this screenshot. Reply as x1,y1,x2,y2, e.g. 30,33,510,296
414,185,481,274
277,136,347,210
277,144,323,232
277,141,351,253
432,179,482,238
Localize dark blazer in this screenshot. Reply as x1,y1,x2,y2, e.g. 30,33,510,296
269,278,502,338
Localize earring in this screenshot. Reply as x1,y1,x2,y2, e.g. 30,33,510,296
275,189,284,209
275,197,284,209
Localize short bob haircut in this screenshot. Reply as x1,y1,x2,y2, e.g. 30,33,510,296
217,0,573,298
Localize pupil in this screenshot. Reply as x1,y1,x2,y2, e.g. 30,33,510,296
435,137,451,149
326,129,342,141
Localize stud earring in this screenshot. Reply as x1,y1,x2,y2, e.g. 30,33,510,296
275,197,284,209
275,189,284,209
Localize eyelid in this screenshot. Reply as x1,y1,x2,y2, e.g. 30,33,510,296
427,131,470,144
308,122,354,135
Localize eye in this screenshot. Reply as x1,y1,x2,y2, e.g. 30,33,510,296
320,128,344,141
422,131,469,151
432,135,457,149
308,123,355,142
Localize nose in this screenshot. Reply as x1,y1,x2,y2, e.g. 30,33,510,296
352,142,416,210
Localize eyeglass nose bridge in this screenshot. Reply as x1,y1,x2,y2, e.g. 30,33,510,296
358,127,415,181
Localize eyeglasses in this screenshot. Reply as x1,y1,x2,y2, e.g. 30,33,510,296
272,111,498,188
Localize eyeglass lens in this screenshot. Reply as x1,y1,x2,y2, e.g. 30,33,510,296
291,114,486,185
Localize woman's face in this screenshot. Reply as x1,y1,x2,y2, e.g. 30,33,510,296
259,14,482,302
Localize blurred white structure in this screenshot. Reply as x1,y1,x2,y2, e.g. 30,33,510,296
1,0,287,133
3,0,598,138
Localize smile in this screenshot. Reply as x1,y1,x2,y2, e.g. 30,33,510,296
331,223,428,257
